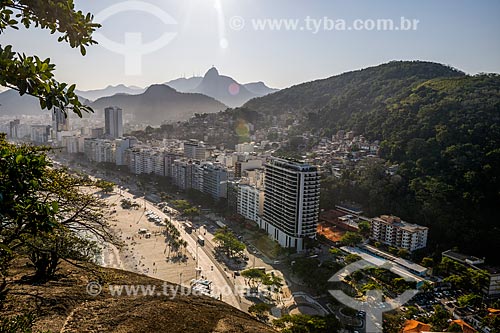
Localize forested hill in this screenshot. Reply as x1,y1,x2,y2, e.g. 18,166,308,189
376,74,500,260
244,61,500,261
243,61,465,136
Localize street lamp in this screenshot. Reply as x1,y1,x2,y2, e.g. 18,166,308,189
196,243,199,267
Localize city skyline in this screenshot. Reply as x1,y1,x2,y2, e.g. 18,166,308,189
0,0,499,91
2,2,500,332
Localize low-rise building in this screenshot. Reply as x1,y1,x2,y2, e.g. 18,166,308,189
370,215,428,251
442,250,500,298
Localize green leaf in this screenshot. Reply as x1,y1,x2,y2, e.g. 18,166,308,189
51,201,59,213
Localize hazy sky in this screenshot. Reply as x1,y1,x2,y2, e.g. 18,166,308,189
1,0,499,90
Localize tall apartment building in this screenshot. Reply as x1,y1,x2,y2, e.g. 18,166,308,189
83,138,116,163
104,106,123,139
115,137,138,165
52,107,69,132
184,140,209,160
237,183,264,223
234,156,263,178
9,119,20,139
192,162,205,192
30,125,51,144
370,215,428,251
124,147,165,176
262,157,320,252
226,180,239,212
164,152,183,177
171,159,195,190
202,163,228,199
65,136,86,154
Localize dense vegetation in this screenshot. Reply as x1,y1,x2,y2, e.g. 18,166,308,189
246,61,500,262
0,134,116,307
244,61,465,136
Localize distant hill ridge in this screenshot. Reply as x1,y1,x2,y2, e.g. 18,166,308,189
165,68,279,107
75,84,145,101
90,84,227,123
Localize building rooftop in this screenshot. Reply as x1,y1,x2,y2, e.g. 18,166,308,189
442,250,485,265
363,245,428,275
403,319,431,333
268,156,317,172
374,215,428,232
335,204,363,216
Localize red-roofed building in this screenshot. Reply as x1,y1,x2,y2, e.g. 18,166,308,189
451,319,477,333
401,319,431,333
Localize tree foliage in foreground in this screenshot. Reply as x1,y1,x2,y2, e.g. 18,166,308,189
0,0,99,116
0,134,117,303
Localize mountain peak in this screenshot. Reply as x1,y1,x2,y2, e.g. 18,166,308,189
204,67,220,78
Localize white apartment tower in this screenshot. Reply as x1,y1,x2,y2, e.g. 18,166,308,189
262,157,320,252
237,184,264,223
104,106,123,139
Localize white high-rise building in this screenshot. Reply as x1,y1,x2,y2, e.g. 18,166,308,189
124,147,165,176
104,106,123,138
83,138,116,163
237,184,264,223
202,163,228,199
262,157,320,252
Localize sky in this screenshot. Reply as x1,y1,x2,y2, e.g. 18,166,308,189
1,0,499,91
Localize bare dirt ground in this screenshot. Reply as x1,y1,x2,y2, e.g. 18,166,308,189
3,259,275,333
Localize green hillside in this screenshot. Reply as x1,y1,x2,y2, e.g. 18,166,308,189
245,61,500,261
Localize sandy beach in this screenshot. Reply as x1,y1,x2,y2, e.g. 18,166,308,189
99,190,198,286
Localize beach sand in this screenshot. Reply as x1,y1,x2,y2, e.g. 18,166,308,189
99,191,197,286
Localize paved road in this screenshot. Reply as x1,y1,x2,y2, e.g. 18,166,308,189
120,189,243,310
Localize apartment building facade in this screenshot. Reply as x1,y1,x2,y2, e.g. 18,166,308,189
262,157,320,252
370,215,428,251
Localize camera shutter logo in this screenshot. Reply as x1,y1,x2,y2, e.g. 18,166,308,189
94,1,178,75
329,259,419,333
